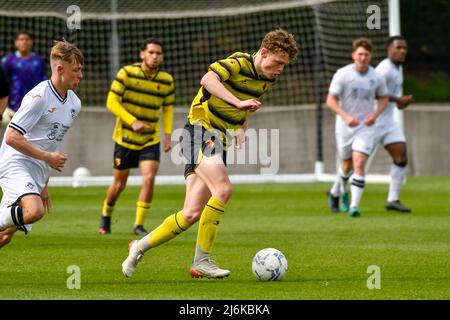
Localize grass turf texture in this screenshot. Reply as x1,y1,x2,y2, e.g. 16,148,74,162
0,176,449,300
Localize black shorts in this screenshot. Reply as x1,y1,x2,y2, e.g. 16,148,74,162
180,122,227,178
113,143,160,170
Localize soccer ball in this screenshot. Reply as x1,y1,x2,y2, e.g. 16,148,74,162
252,248,288,281
72,167,91,188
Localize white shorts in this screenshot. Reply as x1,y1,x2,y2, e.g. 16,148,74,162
336,125,375,160
0,169,43,206
372,122,406,147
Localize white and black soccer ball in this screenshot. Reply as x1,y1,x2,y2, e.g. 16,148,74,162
72,167,91,188
252,248,288,281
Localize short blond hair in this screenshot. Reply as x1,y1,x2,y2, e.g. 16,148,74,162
50,40,84,66
260,29,299,61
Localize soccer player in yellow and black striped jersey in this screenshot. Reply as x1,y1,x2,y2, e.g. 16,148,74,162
122,29,299,279
99,38,174,236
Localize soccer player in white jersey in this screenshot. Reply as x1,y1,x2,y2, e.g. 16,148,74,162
0,41,83,248
326,38,389,218
372,36,413,212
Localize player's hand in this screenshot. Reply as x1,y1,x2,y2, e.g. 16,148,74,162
236,99,261,112
396,95,414,110
45,151,68,172
163,133,172,152
234,128,247,149
364,113,376,126
344,115,359,127
131,120,150,133
41,187,52,213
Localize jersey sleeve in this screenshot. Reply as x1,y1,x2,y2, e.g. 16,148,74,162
208,57,241,82
328,69,344,96
106,68,137,126
8,93,45,135
376,75,388,98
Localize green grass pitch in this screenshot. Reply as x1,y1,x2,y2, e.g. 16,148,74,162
0,176,449,300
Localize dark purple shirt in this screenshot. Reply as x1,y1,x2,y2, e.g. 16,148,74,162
1,51,47,111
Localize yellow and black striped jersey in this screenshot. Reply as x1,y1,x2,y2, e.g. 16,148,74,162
188,52,274,139
107,63,174,150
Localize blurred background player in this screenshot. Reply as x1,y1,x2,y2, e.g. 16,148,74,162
0,66,9,124
0,40,83,248
372,36,413,212
1,31,47,125
98,38,174,236
326,37,389,217
121,29,299,279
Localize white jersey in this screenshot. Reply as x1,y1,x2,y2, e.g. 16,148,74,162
375,58,403,125
329,63,388,133
0,80,81,189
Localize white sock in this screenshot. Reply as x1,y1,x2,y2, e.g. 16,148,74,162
350,174,365,208
388,164,406,202
330,173,341,196
339,168,352,194
0,206,15,231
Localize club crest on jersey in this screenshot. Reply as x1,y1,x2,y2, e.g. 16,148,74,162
25,182,35,190
71,109,76,118
47,122,61,140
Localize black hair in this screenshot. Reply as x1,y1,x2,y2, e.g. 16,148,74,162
386,35,406,48
141,37,164,52
14,31,34,41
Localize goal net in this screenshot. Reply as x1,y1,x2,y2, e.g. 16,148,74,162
0,0,392,183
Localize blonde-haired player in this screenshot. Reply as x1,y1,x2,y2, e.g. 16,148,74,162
0,40,83,248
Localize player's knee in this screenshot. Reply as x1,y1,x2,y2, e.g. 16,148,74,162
24,206,45,223
141,172,156,185
215,183,232,203
394,156,407,167
113,180,127,193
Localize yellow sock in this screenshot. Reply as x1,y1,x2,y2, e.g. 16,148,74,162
134,201,151,226
196,197,226,254
145,211,191,249
102,200,114,217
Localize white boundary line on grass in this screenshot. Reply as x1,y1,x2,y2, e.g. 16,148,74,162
50,174,390,187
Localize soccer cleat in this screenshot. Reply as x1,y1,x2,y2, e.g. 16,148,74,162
339,191,350,212
189,257,231,279
121,240,144,278
133,225,148,236
98,216,111,235
327,190,340,213
386,200,411,213
348,207,360,218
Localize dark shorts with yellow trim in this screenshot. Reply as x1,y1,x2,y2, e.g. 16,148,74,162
180,122,226,178
113,143,160,170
